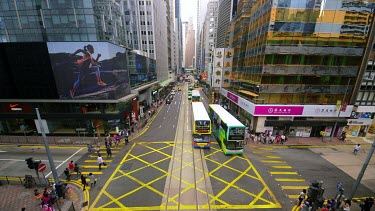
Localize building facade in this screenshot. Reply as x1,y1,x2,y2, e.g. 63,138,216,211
185,17,196,68
216,0,232,48
220,0,375,138
0,0,159,136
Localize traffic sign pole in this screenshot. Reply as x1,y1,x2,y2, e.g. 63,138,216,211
38,163,49,187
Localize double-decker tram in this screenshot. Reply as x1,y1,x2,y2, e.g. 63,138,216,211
192,102,211,148
208,104,245,155
191,90,201,102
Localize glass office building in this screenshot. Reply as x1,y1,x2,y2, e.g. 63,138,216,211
223,0,375,137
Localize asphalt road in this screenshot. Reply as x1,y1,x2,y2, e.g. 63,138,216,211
0,145,86,179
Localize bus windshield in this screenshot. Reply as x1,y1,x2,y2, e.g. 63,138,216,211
195,120,210,132
227,141,243,150
228,127,245,140
193,134,210,143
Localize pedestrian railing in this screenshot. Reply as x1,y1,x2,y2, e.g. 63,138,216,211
0,136,97,145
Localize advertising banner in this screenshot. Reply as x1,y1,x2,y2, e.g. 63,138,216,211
254,106,304,116
223,48,233,88
213,48,224,88
47,42,130,99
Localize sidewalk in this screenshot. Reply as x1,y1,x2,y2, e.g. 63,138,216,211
269,136,373,146
0,182,83,211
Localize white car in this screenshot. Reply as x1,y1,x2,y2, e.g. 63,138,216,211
171,91,175,95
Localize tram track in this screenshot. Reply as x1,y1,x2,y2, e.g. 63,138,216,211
163,81,214,210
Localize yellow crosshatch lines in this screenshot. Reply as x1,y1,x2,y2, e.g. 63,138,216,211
91,142,282,210
204,146,282,209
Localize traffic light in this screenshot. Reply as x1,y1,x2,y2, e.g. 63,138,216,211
55,182,67,198
33,160,41,170
25,157,34,169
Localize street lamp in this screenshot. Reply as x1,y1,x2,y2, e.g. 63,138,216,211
330,78,351,142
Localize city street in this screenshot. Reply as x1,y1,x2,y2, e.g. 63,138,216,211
0,83,374,210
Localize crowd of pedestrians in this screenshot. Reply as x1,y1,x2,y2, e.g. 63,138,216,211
244,130,288,145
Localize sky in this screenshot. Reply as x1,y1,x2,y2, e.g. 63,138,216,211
181,0,197,29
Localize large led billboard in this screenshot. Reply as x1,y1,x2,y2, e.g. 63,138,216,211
47,42,130,99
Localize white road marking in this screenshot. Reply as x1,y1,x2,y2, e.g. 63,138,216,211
0,150,7,153
164,117,166,119
159,125,162,128
173,125,175,128
45,148,83,178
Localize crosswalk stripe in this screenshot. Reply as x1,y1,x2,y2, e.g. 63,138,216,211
275,178,305,182
264,156,281,158
270,172,298,175
80,165,108,169
80,172,103,175
288,195,300,199
270,165,292,169
261,160,287,163
281,186,309,190
84,160,112,162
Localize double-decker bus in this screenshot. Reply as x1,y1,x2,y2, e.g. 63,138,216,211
188,86,193,100
192,102,211,148
208,104,245,155
191,90,201,102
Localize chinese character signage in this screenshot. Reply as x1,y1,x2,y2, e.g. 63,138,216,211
254,106,304,115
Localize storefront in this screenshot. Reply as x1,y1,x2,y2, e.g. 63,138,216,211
220,88,353,137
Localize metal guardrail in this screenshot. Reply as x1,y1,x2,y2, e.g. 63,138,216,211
0,136,97,145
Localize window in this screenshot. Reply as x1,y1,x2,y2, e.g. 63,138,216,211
149,41,153,44
139,1,144,5
140,11,145,15
141,31,146,35
133,31,137,35
147,21,151,25
141,21,145,25
148,31,153,35
125,11,130,15
125,21,130,25
142,40,147,44
149,50,154,53
146,1,151,5
147,11,151,15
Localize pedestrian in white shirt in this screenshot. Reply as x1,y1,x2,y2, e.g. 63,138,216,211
98,155,106,170
353,144,361,155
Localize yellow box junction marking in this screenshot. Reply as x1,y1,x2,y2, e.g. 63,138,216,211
90,142,282,210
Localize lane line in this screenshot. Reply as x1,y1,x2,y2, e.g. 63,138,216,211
45,147,83,178
261,160,287,163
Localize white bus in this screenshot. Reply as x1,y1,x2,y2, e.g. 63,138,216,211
208,104,245,155
191,90,201,102
192,102,211,148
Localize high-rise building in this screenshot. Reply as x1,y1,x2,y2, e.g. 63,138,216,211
185,17,196,68
124,0,169,82
216,0,236,48
196,0,210,71
221,0,375,137
0,0,158,136
202,0,219,72
182,21,189,67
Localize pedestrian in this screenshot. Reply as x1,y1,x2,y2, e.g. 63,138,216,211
301,201,310,211
87,144,93,154
21,208,26,211
88,173,96,188
80,174,87,191
298,189,306,206
106,146,112,158
354,144,361,155
128,129,131,136
95,145,101,154
320,130,325,142
245,132,250,145
74,163,81,179
98,155,106,170
64,168,71,181
68,161,74,173
281,134,286,144
104,138,108,148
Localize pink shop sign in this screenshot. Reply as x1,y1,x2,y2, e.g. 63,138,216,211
254,106,304,116
227,92,238,103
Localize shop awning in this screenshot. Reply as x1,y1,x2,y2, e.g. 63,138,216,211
159,78,174,87
239,90,259,97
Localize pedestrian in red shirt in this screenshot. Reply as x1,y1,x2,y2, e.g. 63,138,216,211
68,161,74,173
